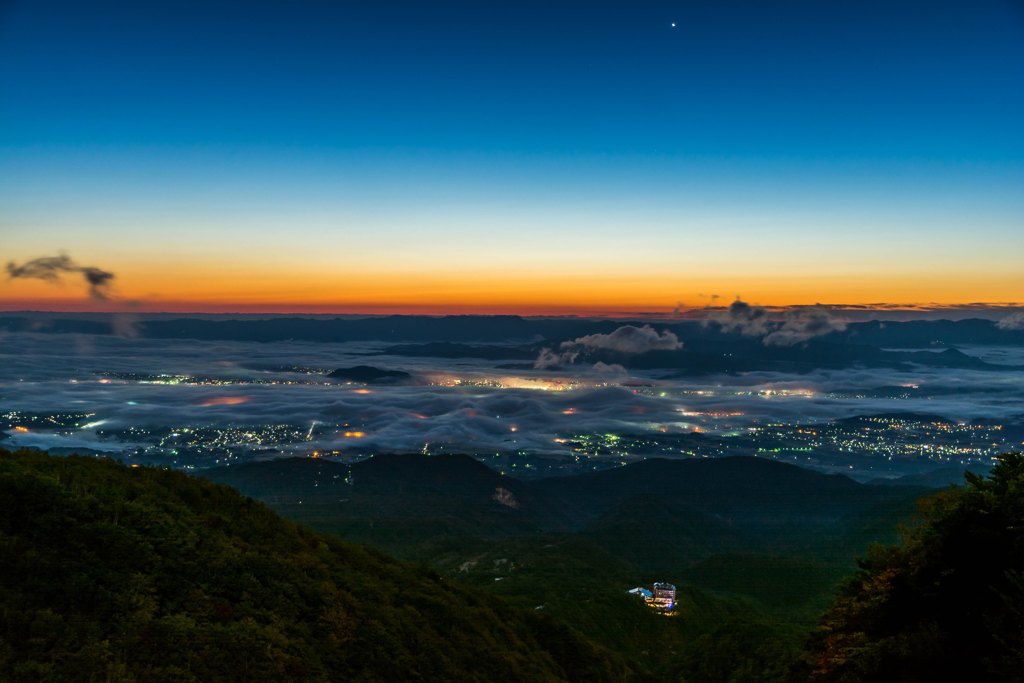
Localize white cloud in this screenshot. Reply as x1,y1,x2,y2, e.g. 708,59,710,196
997,313,1024,331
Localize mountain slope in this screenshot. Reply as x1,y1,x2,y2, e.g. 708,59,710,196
806,453,1024,681
207,455,921,561
0,448,626,683
203,454,925,663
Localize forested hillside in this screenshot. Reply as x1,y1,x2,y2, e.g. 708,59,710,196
806,453,1024,681
205,453,927,679
7,445,1021,682
0,449,625,683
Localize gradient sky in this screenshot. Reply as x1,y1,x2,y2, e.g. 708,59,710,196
1,0,1022,314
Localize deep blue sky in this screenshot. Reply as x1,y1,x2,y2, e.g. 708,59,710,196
1,0,1022,311
3,0,1022,157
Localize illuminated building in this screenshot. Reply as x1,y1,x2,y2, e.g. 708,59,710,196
627,586,653,601
627,582,676,612
652,582,676,611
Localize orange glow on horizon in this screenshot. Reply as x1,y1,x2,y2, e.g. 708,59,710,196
2,295,1021,317
0,263,1021,315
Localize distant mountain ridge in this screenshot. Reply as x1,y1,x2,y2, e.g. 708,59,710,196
2,313,1022,347
3,314,1019,373
204,453,926,565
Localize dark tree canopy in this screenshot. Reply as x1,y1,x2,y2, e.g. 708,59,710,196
0,449,625,683
806,453,1024,682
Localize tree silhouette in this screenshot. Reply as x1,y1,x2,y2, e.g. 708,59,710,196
807,453,1024,682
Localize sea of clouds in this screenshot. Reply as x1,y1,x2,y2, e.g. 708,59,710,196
3,330,1024,462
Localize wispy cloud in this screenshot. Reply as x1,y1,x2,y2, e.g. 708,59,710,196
764,307,848,346
997,313,1024,330
534,324,682,368
706,298,845,346
706,299,772,337
7,253,115,300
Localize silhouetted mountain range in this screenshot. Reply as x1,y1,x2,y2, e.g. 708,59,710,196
3,314,1019,374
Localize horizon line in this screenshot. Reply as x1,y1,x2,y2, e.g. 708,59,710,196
1,300,1022,319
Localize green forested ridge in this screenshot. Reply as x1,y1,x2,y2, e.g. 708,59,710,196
6,445,1019,682
205,453,928,679
0,448,627,682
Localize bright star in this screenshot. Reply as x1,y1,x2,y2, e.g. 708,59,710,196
671,22,676,27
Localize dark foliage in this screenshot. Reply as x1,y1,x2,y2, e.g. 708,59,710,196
0,448,627,682
806,453,1024,682
208,453,925,680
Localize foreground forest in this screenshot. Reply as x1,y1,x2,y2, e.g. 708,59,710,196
2,447,1023,681
806,453,1024,681
0,449,624,682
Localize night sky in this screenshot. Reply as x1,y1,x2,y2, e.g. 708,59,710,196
2,0,1022,313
